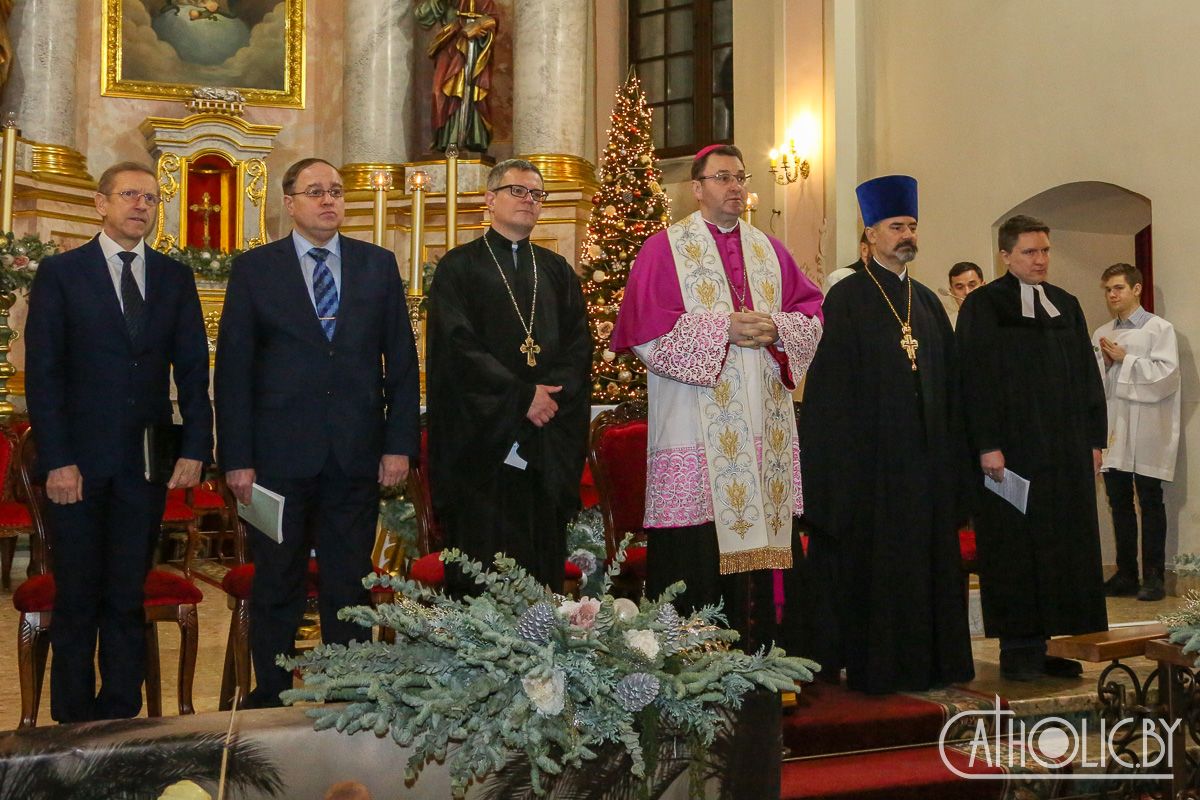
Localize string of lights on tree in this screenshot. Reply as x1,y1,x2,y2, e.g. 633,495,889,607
580,71,671,402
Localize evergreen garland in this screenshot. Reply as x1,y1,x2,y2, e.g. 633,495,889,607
281,540,818,797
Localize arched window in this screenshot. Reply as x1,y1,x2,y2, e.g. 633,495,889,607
629,0,733,157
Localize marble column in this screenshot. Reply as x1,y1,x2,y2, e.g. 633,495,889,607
1,0,78,150
342,0,416,184
512,0,590,158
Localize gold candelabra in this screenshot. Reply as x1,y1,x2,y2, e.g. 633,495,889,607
370,169,393,246
768,140,810,185
445,145,458,252
1,114,18,233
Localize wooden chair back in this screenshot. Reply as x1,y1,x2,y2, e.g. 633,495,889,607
15,428,51,576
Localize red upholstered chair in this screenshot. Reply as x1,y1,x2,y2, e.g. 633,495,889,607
11,429,202,728
0,426,33,591
959,527,978,606
407,422,584,595
587,401,650,596
178,479,236,577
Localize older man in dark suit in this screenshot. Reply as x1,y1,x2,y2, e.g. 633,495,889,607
25,161,213,722
215,157,420,708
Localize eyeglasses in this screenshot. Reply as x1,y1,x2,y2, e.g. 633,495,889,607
697,172,752,187
493,184,549,203
109,189,161,206
288,187,345,200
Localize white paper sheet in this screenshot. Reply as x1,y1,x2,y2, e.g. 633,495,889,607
236,483,286,543
983,468,1030,514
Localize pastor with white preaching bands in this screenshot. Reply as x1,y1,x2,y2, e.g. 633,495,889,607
612,144,824,649
801,175,975,695
958,215,1108,682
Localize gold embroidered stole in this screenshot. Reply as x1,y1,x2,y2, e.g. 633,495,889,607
666,211,794,574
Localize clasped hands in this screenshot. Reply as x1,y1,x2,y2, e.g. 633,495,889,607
1097,336,1126,367
729,311,778,349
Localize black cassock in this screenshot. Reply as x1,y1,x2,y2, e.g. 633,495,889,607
957,272,1108,638
426,229,591,589
801,263,975,694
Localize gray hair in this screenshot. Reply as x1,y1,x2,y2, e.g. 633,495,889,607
487,158,543,190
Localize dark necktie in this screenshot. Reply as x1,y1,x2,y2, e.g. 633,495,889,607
117,251,145,341
310,247,338,340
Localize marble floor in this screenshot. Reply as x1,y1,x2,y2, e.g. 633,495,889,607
0,549,1188,732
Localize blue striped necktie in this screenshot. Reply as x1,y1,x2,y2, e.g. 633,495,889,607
309,247,338,340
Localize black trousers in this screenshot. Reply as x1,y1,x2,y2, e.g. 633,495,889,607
46,468,166,723
442,465,567,596
248,456,379,706
646,521,805,654
1103,469,1166,580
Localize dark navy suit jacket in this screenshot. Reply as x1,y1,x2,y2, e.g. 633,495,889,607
214,234,420,479
25,236,213,477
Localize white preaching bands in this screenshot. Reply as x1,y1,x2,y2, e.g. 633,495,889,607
1020,282,1061,319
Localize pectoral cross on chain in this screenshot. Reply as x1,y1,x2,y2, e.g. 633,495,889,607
521,334,541,367
900,324,919,371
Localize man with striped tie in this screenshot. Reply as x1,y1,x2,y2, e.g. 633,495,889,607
215,158,420,708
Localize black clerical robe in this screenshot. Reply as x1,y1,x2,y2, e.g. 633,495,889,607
801,262,975,694
426,229,591,588
957,272,1108,638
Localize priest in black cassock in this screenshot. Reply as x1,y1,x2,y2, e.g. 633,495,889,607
801,175,975,694
957,215,1107,682
426,159,591,592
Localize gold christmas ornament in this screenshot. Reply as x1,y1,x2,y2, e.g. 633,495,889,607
618,369,633,383
587,243,603,260
604,205,617,217
602,349,616,362
649,180,662,194
597,320,614,338
592,270,607,282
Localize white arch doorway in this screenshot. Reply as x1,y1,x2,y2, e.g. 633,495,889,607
993,182,1152,335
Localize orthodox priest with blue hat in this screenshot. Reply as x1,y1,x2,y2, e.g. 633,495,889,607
801,175,975,694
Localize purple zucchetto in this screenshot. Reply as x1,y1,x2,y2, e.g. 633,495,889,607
856,175,918,226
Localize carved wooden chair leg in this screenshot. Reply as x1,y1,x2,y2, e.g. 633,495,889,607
219,618,238,711
229,596,251,708
175,603,198,715
182,520,202,578
144,621,162,717
17,612,48,728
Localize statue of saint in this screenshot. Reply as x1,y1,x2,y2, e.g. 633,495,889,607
416,0,497,154
0,0,13,93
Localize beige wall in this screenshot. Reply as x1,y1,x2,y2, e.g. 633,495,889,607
851,0,1200,559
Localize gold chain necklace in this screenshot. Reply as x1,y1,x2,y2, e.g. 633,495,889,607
865,262,919,371
483,230,541,366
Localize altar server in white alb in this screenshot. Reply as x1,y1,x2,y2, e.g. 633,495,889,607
1092,262,1180,602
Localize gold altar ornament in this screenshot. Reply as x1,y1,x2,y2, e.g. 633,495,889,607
101,0,306,108
370,170,393,247
407,170,429,294
188,191,221,250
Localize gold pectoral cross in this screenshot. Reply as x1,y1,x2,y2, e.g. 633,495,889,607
188,191,222,249
521,334,541,367
900,324,919,371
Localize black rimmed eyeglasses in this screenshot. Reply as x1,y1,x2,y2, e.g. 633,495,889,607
493,184,549,203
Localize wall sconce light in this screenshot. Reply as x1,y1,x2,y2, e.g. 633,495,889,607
768,140,810,185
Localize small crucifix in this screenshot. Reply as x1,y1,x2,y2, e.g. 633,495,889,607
520,334,541,367
188,191,221,249
900,323,919,371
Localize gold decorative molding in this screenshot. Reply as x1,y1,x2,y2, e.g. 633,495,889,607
100,0,306,108
23,141,92,183
139,114,284,143
243,158,268,248
341,163,406,193
153,153,183,251
522,153,598,189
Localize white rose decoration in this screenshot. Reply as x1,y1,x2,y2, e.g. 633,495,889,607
522,668,566,716
624,629,660,660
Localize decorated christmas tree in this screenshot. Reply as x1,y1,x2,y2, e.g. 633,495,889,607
581,71,671,402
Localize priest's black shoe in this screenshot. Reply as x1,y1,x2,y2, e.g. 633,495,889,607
1043,655,1083,678
1103,572,1139,597
1000,649,1042,682
1138,575,1166,602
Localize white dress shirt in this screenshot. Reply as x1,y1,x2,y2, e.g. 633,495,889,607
98,231,146,311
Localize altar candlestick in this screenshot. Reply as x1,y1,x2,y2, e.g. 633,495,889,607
370,170,393,247
445,145,458,252
408,170,429,294
1,115,18,233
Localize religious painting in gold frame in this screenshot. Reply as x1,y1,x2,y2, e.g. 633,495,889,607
101,0,305,108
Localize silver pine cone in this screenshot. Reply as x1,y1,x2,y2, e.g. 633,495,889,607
615,672,661,712
516,602,556,644
657,603,684,652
